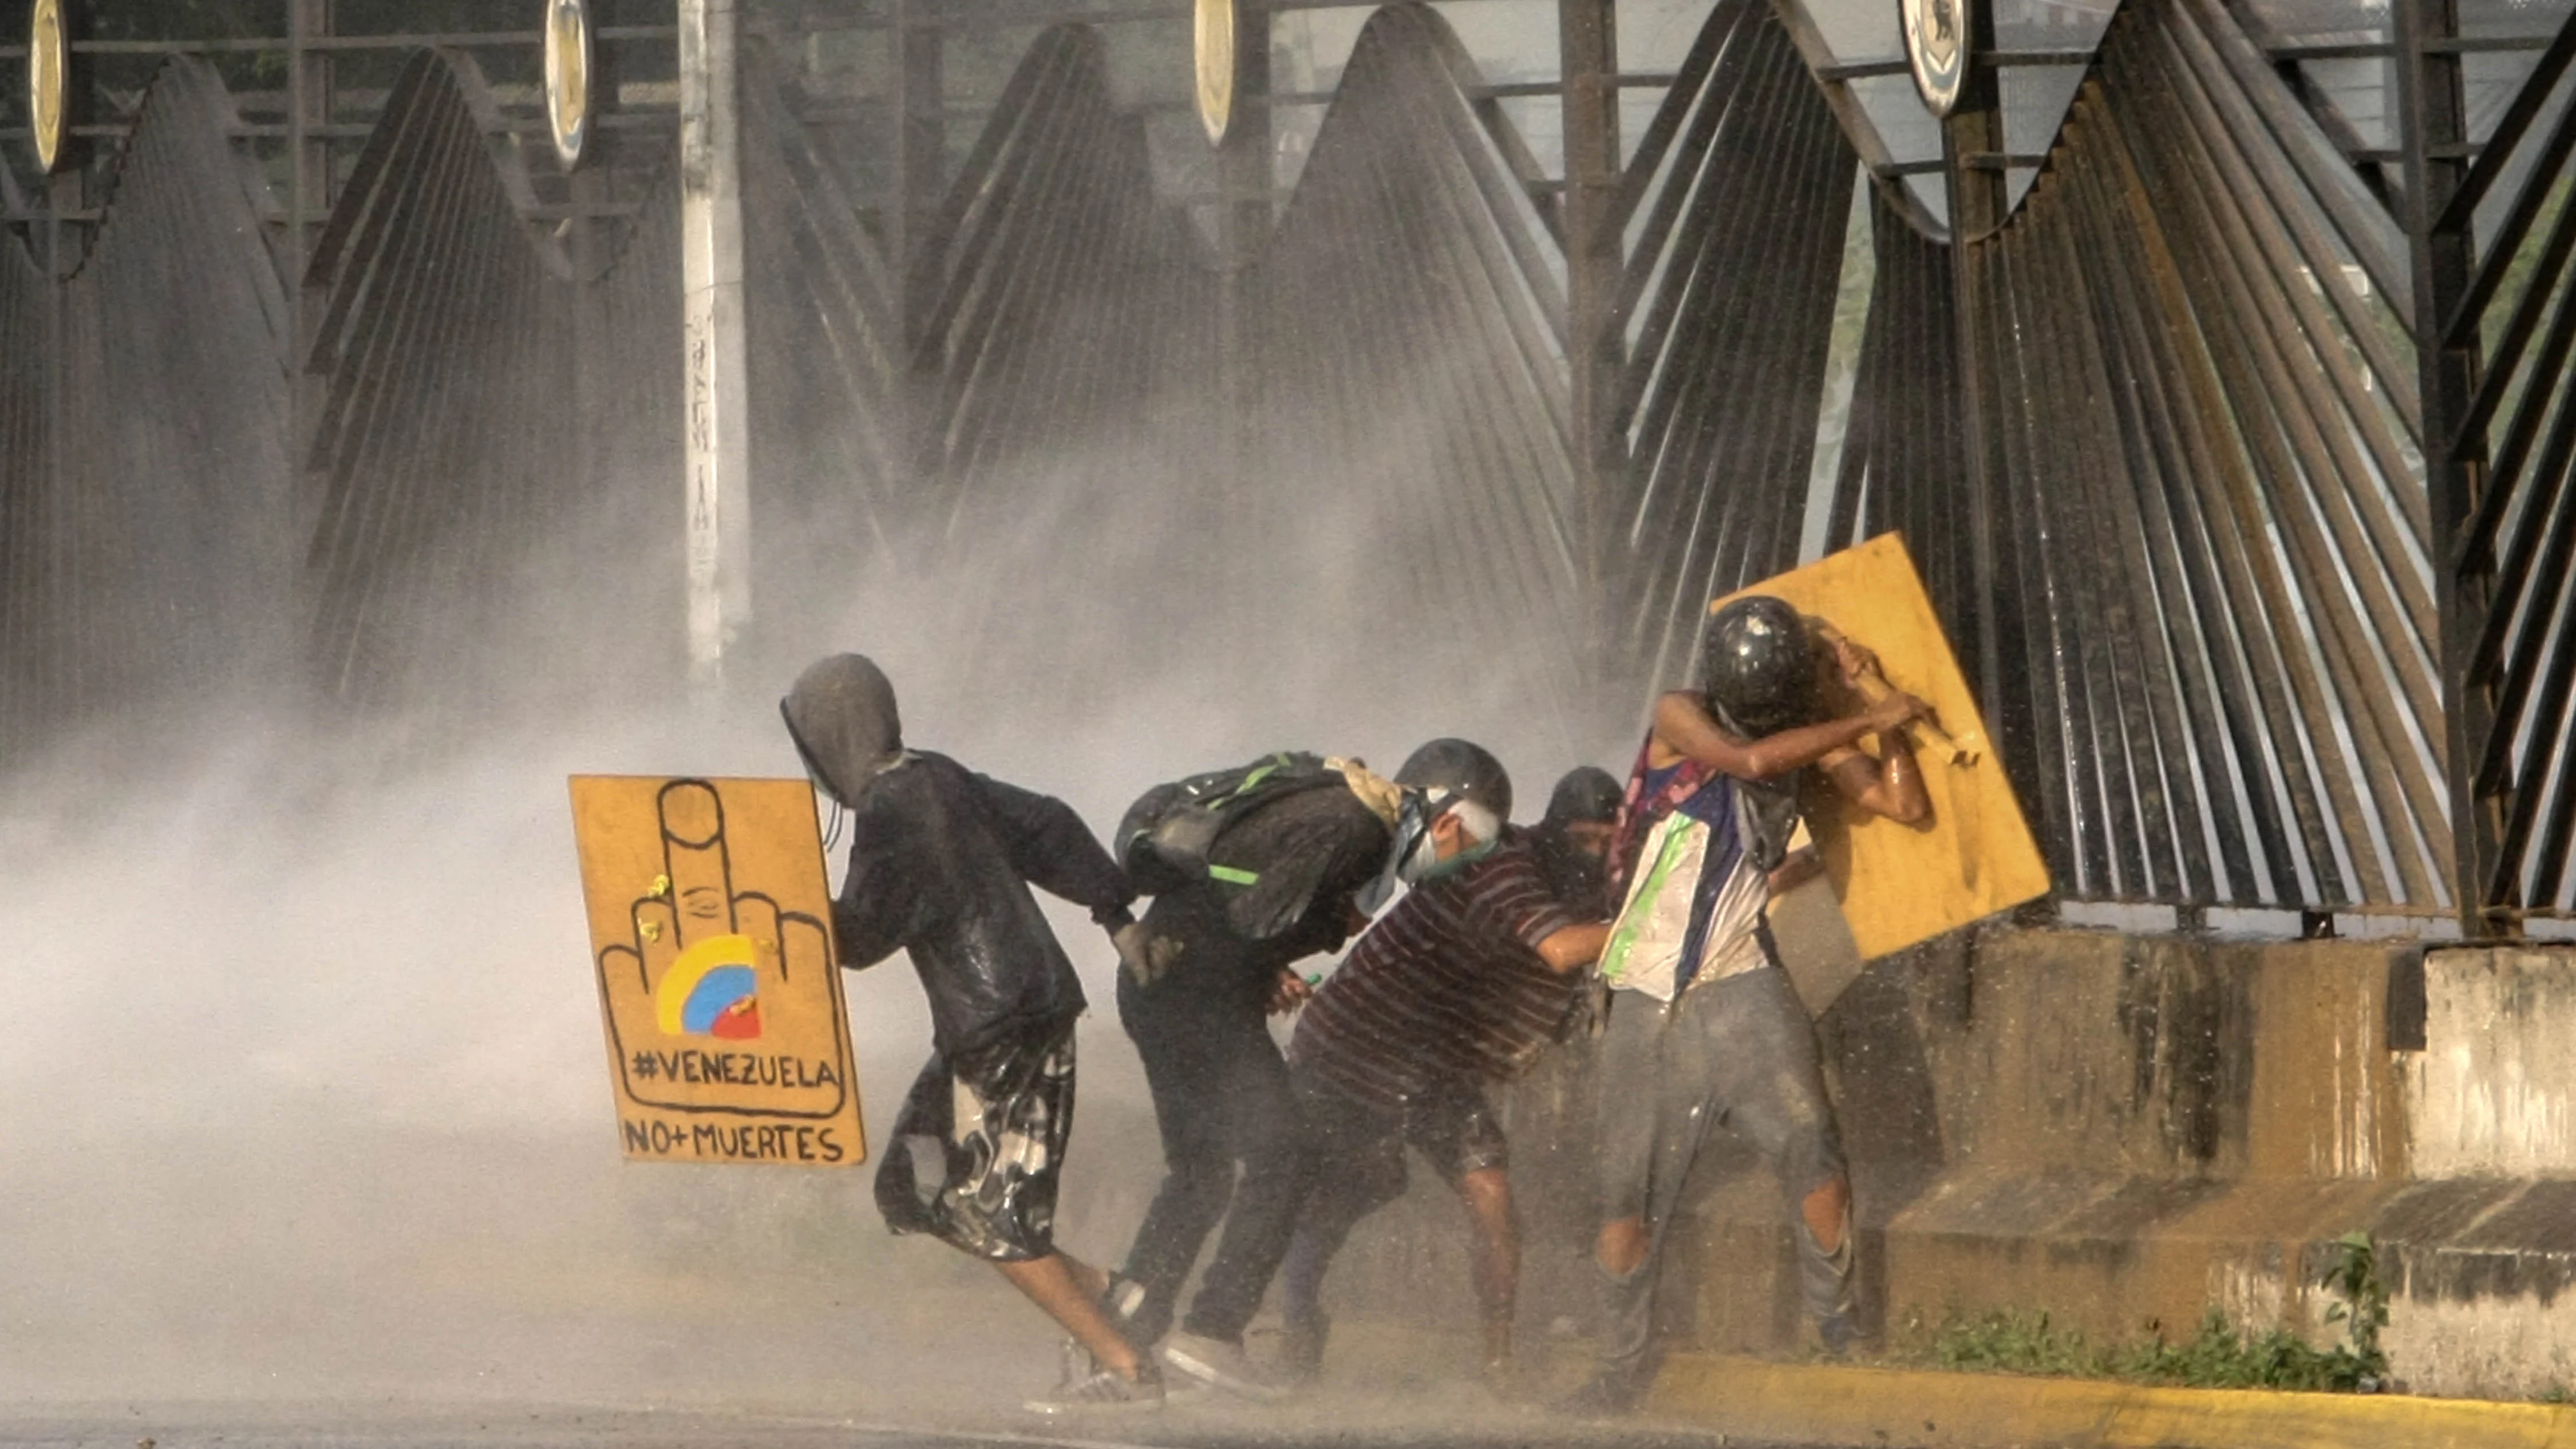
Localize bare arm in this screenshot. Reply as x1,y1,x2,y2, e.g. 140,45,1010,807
1822,728,1930,824
1535,921,1613,975
1650,689,1923,781
1809,629,1933,825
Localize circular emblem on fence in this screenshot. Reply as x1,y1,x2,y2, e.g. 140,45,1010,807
1902,0,1967,117
544,0,592,169
29,0,66,173
1195,0,1235,147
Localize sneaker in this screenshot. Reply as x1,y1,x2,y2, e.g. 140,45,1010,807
1818,1308,1860,1359
1281,1313,1329,1383
1161,1329,1294,1401
1024,1363,1165,1415
1552,1370,1643,1419
1101,1273,1149,1327
1053,1335,1095,1392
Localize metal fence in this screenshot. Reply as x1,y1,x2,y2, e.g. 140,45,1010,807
2423,2,2576,918
0,57,290,741
1610,0,1859,692
0,0,2570,925
1878,0,2449,913
300,49,680,705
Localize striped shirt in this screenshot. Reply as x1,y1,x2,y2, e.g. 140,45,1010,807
1289,833,1585,1112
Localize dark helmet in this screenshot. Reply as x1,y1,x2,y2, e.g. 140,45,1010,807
1543,765,1625,827
1703,595,1819,738
1394,737,1512,822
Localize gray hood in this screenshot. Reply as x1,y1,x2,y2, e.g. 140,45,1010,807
781,653,904,805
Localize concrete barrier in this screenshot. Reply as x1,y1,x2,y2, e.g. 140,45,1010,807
1318,927,2576,1400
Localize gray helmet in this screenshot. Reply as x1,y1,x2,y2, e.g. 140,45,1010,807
1703,595,1819,739
1394,737,1512,822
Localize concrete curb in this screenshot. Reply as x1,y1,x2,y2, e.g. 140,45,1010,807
1638,1353,2576,1448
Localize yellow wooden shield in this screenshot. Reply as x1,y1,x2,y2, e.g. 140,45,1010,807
1716,533,2051,960
569,775,866,1165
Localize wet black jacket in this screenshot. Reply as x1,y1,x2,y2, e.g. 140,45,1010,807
833,752,1134,1055
1119,783,1390,1028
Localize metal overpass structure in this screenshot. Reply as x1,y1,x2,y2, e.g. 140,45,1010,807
0,0,2571,931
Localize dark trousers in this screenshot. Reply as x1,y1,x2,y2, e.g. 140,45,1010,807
1117,991,1314,1344
1281,1068,1504,1331
1278,1085,1410,1333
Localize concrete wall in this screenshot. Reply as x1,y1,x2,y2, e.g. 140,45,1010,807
2409,949,2576,1175
1321,929,2576,1399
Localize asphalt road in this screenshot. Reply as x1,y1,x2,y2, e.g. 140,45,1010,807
0,1405,1862,1449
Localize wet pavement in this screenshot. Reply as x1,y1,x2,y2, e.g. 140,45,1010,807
0,1404,1858,1449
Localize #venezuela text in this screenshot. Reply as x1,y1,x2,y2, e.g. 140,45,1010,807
626,1048,843,1089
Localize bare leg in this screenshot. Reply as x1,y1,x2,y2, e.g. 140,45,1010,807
995,1253,1144,1379
1801,1174,1849,1254
1597,1214,1650,1277
1456,1168,1520,1367
1063,1257,1111,1301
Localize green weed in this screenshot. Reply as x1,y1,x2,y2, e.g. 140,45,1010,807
1916,1233,2393,1393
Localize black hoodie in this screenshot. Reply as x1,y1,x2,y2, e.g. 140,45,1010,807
784,655,1135,1055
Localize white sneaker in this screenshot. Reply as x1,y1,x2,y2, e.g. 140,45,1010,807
1161,1330,1293,1402
1024,1363,1166,1416
1052,1336,1093,1392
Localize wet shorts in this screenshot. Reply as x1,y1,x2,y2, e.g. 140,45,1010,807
1297,1067,1510,1203
875,1012,1078,1262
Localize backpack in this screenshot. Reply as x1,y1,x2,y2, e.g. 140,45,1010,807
1115,752,1345,897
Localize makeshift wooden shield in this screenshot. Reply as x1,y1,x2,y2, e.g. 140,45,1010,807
568,776,866,1166
1716,534,2051,992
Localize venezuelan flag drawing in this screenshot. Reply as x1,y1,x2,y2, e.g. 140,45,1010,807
655,935,763,1040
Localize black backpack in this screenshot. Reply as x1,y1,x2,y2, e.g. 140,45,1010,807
1115,752,1345,897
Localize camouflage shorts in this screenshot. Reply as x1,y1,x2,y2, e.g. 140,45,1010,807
875,1012,1078,1262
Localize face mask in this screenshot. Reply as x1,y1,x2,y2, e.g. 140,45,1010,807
1399,800,1503,886
1396,827,1444,887
1358,791,1435,911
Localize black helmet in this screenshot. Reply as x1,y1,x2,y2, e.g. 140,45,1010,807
1543,765,1625,827
1394,737,1512,822
1703,595,1819,738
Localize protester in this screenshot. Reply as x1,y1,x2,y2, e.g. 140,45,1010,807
1278,752,1615,1395
1561,597,1929,1416
1527,764,1624,917
779,653,1159,1414
1097,752,1406,1400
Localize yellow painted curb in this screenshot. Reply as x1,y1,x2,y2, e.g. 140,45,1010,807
1644,1353,2576,1449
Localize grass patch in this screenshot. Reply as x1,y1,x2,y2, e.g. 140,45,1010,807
1913,1233,2393,1393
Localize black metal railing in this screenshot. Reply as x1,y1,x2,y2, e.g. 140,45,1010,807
2424,0,2576,918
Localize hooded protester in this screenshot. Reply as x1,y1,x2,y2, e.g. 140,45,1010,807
1092,753,1403,1401
1277,748,1614,1394
1560,599,1931,1417
779,654,1161,1415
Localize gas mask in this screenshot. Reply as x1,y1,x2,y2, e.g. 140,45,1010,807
1406,799,1503,884
1357,790,1433,913
1358,787,1508,911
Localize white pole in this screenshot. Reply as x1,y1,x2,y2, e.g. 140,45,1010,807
679,0,751,693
